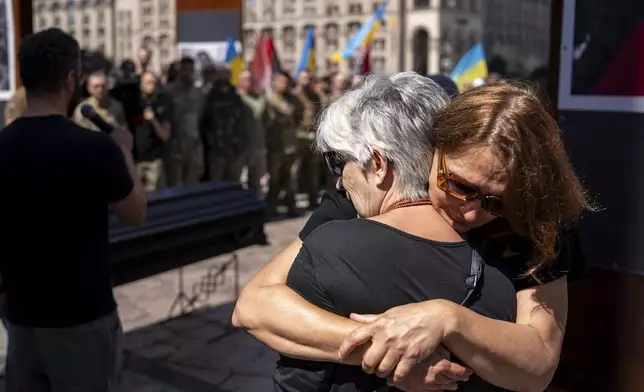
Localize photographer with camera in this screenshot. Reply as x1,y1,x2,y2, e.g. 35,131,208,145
0,28,146,391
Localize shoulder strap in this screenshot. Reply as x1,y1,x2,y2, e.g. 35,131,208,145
461,249,484,307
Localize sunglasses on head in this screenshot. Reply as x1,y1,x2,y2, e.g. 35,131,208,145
437,151,504,217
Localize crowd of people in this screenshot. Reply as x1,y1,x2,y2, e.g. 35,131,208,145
4,48,372,216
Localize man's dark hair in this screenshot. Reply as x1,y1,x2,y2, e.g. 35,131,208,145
19,28,80,95
180,57,195,66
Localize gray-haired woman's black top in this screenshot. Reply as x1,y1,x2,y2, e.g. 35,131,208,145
275,218,517,392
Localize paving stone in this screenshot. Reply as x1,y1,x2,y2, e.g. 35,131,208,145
167,364,232,385
124,327,174,351
138,344,178,361
219,374,274,392
114,215,309,391
162,315,207,333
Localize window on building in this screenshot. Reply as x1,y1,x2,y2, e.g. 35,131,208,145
283,0,295,16
143,6,152,16
373,57,385,71
373,38,386,50
98,11,104,24
326,4,339,16
282,26,296,53
349,3,363,15
142,36,154,49
82,13,89,25
414,0,430,8
160,18,169,29
160,0,170,14
53,16,61,26
82,28,90,38
303,6,316,17
347,22,361,38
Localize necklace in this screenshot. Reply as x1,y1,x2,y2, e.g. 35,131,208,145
382,199,433,215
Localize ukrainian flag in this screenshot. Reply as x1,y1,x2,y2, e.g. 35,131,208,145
225,36,245,86
331,1,387,63
450,43,488,91
296,26,315,77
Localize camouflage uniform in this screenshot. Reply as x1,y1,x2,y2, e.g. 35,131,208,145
292,85,323,206
3,87,26,125
265,91,301,214
164,81,205,187
73,97,127,132
200,82,249,182
240,93,269,199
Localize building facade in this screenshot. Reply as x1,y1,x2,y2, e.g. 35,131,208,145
481,0,551,75
242,0,482,76
32,0,176,73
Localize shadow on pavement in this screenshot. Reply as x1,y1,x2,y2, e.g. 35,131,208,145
119,302,277,392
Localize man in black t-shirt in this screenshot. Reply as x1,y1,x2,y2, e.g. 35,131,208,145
134,71,172,192
0,28,147,392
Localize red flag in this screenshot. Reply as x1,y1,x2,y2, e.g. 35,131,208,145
360,42,372,75
250,35,270,93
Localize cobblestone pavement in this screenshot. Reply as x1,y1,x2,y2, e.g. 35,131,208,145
0,214,307,392
114,214,308,391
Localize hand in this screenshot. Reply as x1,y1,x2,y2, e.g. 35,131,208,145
105,113,117,125
143,107,155,121
339,300,457,383
386,345,471,391
111,125,133,153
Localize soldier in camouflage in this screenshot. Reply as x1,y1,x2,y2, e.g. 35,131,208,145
292,70,323,207
73,71,127,132
265,71,302,216
164,57,205,187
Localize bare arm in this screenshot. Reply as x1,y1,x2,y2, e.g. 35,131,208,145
232,239,359,362
111,127,147,226
151,117,171,142
442,277,568,392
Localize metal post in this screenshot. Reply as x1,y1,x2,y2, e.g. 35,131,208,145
398,0,407,71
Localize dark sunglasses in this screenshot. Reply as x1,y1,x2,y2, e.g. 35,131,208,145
437,151,504,217
323,151,394,177
323,151,348,177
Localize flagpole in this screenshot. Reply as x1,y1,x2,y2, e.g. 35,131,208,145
398,0,406,71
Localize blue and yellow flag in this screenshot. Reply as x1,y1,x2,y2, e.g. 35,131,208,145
450,43,488,91
296,26,316,77
225,36,245,86
331,0,387,63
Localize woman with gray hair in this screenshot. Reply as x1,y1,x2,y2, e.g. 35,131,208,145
235,72,517,391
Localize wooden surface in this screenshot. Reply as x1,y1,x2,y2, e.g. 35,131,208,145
552,268,644,390
176,0,242,12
